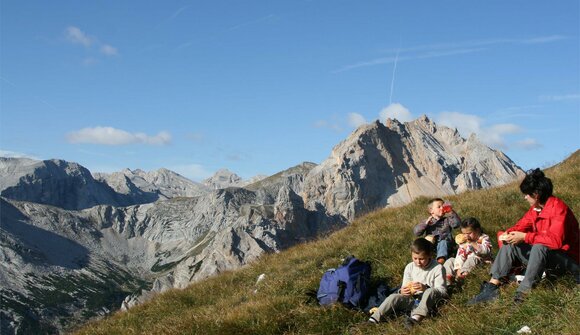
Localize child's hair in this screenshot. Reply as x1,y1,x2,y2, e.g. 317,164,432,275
427,198,444,208
460,217,482,232
411,238,434,255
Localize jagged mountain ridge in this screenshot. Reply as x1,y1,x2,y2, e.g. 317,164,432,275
0,158,121,210
0,162,332,334
202,169,268,189
0,115,525,334
94,168,209,199
302,116,524,220
0,158,210,210
0,198,146,334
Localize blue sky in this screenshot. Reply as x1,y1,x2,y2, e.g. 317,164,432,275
1,1,578,182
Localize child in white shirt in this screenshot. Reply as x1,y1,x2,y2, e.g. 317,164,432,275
444,217,492,283
369,238,447,329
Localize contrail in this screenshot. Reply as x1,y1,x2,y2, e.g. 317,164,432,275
389,47,400,105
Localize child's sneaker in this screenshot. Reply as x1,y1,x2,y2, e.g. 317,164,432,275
466,281,499,305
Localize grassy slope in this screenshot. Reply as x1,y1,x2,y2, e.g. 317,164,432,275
76,151,579,335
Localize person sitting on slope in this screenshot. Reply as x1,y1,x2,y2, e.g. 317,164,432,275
414,198,461,264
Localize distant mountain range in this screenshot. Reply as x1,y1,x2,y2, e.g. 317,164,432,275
0,115,524,334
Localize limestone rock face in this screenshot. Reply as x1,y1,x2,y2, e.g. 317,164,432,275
0,158,209,210
0,198,145,335
203,169,243,189
0,158,121,210
94,168,209,199
0,162,322,333
202,169,268,190
302,116,524,220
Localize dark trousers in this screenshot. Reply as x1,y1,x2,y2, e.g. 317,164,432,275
491,243,579,293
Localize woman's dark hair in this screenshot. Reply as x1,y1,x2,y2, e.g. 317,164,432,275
411,238,434,256
519,168,553,204
460,217,482,232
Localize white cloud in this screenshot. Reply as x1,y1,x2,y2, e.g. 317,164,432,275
65,26,93,47
484,124,522,149
514,138,543,150
66,127,171,146
313,120,342,132
0,150,40,160
347,113,367,128
435,112,521,149
170,163,212,181
380,103,414,123
488,123,522,134
64,26,119,59
437,111,483,136
539,94,580,102
100,44,118,56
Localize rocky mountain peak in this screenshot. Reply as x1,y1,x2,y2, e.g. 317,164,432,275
203,169,243,190
303,116,524,220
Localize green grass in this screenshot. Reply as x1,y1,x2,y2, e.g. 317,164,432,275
75,151,580,335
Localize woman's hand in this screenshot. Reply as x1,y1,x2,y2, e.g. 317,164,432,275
506,231,526,244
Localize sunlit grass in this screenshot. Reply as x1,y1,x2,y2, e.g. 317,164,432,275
75,150,579,335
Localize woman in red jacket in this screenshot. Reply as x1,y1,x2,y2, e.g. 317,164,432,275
467,168,579,305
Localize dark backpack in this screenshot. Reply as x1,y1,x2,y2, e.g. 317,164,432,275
316,256,371,308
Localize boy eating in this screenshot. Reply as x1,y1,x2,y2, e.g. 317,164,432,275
369,238,448,329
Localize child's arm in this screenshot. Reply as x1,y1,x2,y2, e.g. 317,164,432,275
402,263,413,287
453,247,466,271
426,265,447,296
413,219,430,236
474,234,492,257
400,263,413,295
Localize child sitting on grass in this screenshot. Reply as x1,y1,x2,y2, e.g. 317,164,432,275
414,198,461,264
443,217,492,284
368,238,447,329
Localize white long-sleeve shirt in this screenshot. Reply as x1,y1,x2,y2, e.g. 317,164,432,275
401,259,447,296
453,233,492,271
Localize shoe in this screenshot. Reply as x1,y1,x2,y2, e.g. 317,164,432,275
367,316,379,324
513,291,527,305
466,281,499,305
403,316,419,330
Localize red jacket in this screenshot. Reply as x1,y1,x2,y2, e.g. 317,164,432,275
506,196,579,263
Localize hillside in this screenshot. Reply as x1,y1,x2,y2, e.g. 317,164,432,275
76,150,579,335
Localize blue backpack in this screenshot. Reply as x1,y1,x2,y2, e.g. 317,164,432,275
316,256,371,308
